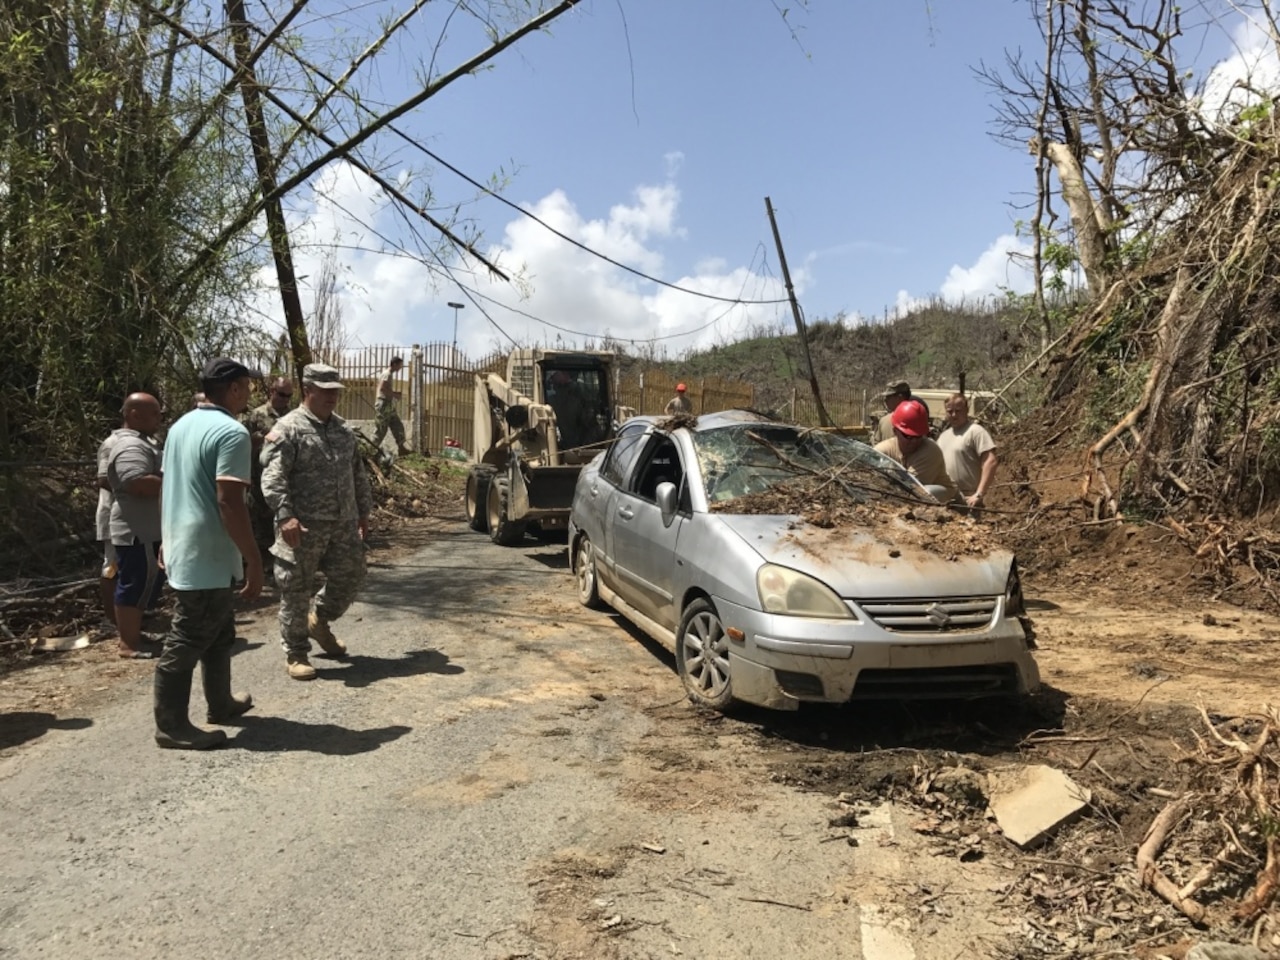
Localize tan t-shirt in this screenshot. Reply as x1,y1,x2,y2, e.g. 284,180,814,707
937,421,996,498
870,411,895,445
874,437,960,504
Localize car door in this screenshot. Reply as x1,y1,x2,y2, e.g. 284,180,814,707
586,420,649,592
609,433,688,627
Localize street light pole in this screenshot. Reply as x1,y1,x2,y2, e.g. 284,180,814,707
447,301,465,357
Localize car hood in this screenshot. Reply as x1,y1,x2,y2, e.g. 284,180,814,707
712,514,1012,599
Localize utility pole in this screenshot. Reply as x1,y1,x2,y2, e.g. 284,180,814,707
448,301,465,358
765,197,832,427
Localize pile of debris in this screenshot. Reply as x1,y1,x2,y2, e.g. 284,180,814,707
714,473,1009,558
0,578,111,665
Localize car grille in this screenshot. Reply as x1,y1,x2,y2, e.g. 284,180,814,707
858,597,998,634
853,665,1019,699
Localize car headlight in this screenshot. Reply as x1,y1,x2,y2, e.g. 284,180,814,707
756,564,851,619
1005,561,1025,617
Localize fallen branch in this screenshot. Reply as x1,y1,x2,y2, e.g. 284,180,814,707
1136,795,1208,924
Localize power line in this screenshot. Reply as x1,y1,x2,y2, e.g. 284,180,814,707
253,30,791,308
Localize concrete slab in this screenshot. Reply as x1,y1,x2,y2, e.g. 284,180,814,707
986,764,1091,849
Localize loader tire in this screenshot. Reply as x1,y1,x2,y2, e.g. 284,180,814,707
486,478,527,546
465,466,495,532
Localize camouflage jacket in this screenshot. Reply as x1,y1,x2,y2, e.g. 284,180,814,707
243,402,282,478
244,401,281,441
260,406,373,525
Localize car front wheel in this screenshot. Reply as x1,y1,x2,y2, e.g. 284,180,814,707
676,598,733,710
573,534,603,609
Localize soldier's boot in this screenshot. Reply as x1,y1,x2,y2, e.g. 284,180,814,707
201,647,253,724
308,612,347,657
154,669,228,750
287,653,317,681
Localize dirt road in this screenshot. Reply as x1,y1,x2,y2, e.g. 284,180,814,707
2,520,1278,959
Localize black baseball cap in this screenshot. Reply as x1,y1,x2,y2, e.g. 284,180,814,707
200,358,262,384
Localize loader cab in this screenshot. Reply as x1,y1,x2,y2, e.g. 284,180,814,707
543,363,612,457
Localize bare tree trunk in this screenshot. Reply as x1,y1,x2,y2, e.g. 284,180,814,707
225,0,310,377
1041,140,1110,297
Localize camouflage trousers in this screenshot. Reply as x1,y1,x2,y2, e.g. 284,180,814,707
273,520,366,657
372,397,406,449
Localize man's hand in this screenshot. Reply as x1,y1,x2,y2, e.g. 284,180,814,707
358,516,369,541
965,493,984,508
239,555,264,600
280,517,308,548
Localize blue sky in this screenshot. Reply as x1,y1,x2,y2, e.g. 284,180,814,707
264,0,1261,357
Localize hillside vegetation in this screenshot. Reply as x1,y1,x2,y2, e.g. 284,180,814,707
631,298,1046,418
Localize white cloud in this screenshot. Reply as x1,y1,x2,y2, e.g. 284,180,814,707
1198,14,1280,125
939,232,1034,302
252,163,791,359
893,233,1035,318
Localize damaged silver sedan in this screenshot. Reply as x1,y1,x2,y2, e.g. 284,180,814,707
567,410,1040,711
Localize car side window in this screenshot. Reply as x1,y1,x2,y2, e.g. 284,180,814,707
600,423,648,488
630,436,685,503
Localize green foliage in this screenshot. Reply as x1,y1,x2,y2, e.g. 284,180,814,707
0,0,269,457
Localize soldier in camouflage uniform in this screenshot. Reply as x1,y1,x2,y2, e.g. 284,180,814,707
260,363,373,680
372,355,411,456
243,377,294,559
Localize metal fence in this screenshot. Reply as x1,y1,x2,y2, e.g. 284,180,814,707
330,344,873,456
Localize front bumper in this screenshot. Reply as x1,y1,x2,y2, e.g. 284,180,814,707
716,597,1041,708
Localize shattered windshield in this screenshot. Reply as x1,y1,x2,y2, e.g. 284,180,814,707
692,424,925,507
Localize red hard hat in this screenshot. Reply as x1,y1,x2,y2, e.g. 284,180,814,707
676,383,687,392
890,399,929,438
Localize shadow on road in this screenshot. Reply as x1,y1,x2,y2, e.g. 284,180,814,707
230,715,411,754
0,711,93,751
315,648,463,688
231,638,265,658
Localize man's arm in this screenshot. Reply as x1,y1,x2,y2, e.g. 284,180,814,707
216,479,262,598
920,443,961,504
111,443,162,497
261,428,309,548
353,450,373,540
971,450,999,506
214,427,262,598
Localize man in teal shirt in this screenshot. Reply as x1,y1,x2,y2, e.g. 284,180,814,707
155,358,264,750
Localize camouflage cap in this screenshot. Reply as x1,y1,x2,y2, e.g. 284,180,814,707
302,363,344,389
884,379,911,397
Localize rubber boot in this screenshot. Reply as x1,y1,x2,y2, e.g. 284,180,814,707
154,669,228,750
201,647,253,724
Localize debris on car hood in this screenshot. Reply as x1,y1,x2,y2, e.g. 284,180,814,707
710,474,1009,559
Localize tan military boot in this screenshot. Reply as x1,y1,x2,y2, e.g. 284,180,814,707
308,612,347,657
287,654,317,680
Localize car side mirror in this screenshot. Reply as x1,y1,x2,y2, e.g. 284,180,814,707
921,483,948,503
505,405,530,429
656,481,678,526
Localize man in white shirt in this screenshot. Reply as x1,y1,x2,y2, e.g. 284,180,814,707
937,393,999,513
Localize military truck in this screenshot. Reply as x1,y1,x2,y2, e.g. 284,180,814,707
465,349,630,545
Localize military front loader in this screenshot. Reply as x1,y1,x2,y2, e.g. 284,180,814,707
465,349,630,545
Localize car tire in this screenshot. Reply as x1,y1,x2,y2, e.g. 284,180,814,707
676,598,734,710
573,534,603,609
486,477,527,546
465,466,494,532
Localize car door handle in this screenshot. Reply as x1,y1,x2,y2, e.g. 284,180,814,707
617,506,634,520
